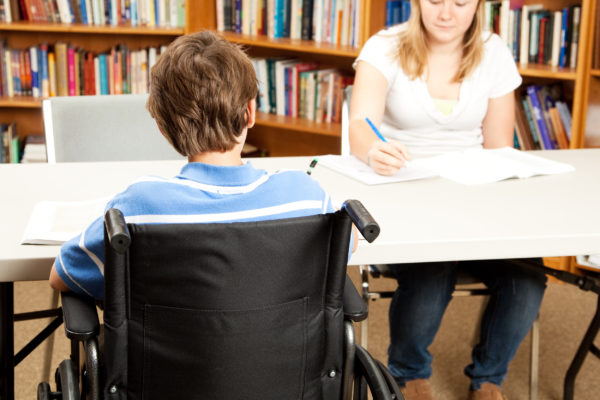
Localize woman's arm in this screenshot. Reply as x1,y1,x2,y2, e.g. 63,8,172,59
349,61,408,176
481,91,516,148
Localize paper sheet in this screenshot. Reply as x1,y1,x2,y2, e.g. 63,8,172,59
317,155,437,185
21,197,110,245
318,148,574,185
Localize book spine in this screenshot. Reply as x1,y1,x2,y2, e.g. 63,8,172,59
29,46,40,97
4,48,13,97
526,85,553,149
67,45,76,96
559,7,568,68
301,0,313,40
0,41,6,96
555,101,572,139
48,50,56,96
12,50,21,96
569,5,580,68
98,53,107,94
40,44,49,97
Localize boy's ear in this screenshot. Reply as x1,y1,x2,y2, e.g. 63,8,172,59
247,99,256,129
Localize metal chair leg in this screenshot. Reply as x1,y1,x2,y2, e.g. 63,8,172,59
359,265,370,349
42,290,60,382
529,315,539,400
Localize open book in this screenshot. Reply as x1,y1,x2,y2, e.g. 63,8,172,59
318,147,575,185
21,197,109,245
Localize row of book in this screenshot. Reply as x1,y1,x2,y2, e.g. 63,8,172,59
0,41,167,98
385,0,410,28
0,0,185,27
514,84,573,150
0,124,46,163
251,57,352,124
215,0,362,47
486,1,581,68
0,122,19,163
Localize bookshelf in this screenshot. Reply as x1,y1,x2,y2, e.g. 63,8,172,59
183,1,389,156
0,19,182,146
583,0,600,149
1,0,598,158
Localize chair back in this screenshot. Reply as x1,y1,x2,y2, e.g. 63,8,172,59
43,94,183,163
341,85,353,156
102,209,353,400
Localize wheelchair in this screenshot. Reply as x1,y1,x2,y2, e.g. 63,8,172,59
39,200,403,400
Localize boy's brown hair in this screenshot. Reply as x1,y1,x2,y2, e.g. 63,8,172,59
147,31,258,156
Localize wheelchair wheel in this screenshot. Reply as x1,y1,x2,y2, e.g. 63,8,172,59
37,382,51,400
55,359,80,400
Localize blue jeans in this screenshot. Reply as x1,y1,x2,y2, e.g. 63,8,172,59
387,259,547,390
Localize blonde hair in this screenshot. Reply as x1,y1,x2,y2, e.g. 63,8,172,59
396,0,486,82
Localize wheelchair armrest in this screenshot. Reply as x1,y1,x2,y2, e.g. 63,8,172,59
343,275,368,322
342,200,380,243
61,291,100,341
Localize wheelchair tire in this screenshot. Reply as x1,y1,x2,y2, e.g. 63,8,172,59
55,359,80,400
37,382,51,400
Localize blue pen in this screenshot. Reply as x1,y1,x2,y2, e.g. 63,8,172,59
365,117,388,142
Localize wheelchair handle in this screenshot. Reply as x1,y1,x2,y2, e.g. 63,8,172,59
342,200,380,243
104,208,131,253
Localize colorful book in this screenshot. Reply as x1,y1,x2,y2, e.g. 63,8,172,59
549,107,569,149
526,85,554,149
67,45,76,96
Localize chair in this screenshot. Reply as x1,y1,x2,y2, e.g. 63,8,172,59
43,94,183,163
341,85,540,400
38,201,404,400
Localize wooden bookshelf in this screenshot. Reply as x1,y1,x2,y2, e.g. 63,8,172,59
0,0,598,158
182,0,388,155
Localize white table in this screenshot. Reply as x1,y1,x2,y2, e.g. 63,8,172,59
1,149,600,399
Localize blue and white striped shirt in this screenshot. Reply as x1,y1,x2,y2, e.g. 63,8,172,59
55,162,337,299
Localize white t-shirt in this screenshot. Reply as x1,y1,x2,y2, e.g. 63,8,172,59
354,24,522,158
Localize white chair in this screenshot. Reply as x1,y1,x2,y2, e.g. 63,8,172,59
341,85,540,400
40,94,182,383
43,94,183,163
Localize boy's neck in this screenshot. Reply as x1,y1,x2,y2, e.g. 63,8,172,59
188,148,243,166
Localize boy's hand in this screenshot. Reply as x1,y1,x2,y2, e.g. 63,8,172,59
366,140,410,176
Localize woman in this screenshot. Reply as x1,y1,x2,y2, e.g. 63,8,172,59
349,0,547,399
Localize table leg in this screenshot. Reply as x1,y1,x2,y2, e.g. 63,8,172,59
563,295,600,400
0,283,14,400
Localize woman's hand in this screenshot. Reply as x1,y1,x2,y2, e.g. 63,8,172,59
366,140,410,176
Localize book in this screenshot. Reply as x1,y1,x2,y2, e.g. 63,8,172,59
301,0,313,40
555,101,572,140
548,107,569,149
569,5,580,69
410,146,575,185
54,42,68,96
521,97,540,149
526,85,554,149
318,147,574,186
514,99,535,150
48,50,57,97
21,197,110,245
21,133,46,163
519,4,542,64
559,7,568,67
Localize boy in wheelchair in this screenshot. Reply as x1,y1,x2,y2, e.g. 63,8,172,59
49,31,356,299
